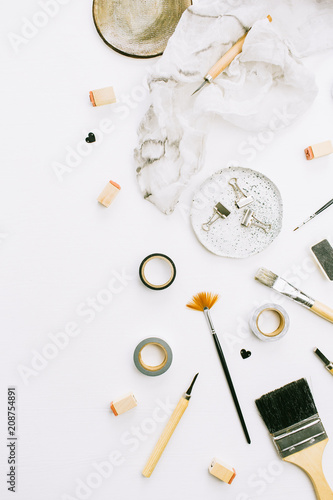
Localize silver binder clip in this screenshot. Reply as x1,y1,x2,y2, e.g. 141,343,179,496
202,203,231,232
241,209,271,233
229,178,254,208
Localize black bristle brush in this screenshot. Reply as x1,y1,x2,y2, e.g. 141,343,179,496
256,378,333,499
187,292,251,444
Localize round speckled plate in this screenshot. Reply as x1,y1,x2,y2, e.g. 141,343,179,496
190,166,283,258
93,0,192,58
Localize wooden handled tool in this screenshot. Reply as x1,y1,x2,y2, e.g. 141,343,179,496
311,301,333,323
192,15,272,95
255,268,333,325
208,33,247,80
142,374,198,478
256,379,333,500
284,439,333,500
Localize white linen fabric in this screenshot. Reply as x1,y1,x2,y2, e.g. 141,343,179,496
135,0,333,214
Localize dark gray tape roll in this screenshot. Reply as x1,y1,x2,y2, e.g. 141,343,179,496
139,254,176,290
133,337,173,376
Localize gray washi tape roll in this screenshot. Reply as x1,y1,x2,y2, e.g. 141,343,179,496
249,303,290,342
133,337,173,376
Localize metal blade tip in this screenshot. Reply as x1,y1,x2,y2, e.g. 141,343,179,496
186,373,199,395
191,81,207,96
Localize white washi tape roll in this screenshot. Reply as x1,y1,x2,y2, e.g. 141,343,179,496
249,303,290,342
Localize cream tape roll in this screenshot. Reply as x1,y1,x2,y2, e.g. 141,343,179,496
249,303,290,342
139,254,176,290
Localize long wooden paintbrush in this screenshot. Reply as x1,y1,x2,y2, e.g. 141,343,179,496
256,378,333,500
255,268,333,324
187,292,251,444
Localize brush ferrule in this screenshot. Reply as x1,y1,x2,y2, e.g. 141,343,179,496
292,290,315,308
203,307,216,334
326,363,333,373
272,414,327,458
275,278,315,308
315,348,331,366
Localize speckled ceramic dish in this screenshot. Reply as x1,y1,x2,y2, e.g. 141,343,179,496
190,166,283,258
93,0,192,58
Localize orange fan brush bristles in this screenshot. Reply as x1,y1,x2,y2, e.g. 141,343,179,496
186,292,219,311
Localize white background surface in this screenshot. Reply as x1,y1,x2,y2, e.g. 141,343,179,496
1,1,333,499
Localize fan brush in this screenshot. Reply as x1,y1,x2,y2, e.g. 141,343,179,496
187,292,251,444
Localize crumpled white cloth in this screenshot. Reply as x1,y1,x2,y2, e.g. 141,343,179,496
135,0,333,214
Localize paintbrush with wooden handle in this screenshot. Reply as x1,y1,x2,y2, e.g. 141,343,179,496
256,378,333,500
142,373,199,478
192,15,272,95
255,268,333,324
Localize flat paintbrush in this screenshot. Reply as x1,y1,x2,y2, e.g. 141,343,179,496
142,373,199,477
255,268,333,324
256,378,333,500
187,292,251,444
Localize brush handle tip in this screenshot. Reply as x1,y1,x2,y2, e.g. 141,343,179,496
284,439,333,499
311,301,333,323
